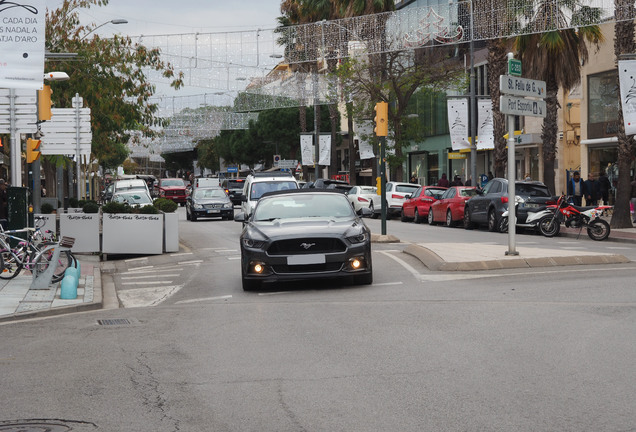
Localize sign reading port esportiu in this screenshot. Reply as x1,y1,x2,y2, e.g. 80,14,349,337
499,95,547,118
0,0,46,90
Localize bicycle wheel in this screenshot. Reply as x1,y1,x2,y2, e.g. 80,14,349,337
0,248,24,280
33,246,75,283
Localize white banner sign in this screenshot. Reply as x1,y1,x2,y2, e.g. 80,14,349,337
618,60,636,136
319,134,331,166
447,98,470,150
477,99,494,150
300,134,314,165
355,121,376,160
0,0,46,89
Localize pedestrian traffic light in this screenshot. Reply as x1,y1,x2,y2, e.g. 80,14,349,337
38,84,52,121
26,138,41,163
376,176,381,195
374,101,388,137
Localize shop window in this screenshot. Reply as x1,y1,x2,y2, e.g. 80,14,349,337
588,70,619,139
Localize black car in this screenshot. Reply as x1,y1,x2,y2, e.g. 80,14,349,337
221,177,246,206
186,187,234,221
303,178,351,193
464,178,554,232
234,189,373,291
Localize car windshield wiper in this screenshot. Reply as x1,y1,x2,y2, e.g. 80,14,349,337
256,217,280,222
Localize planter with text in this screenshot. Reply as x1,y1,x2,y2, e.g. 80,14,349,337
60,213,100,253
102,213,164,255
163,211,179,252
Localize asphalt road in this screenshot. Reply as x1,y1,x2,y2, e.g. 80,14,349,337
1,207,635,431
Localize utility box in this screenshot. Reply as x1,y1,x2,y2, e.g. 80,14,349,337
8,186,29,230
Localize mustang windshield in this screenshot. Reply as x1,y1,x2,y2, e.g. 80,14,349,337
254,194,355,221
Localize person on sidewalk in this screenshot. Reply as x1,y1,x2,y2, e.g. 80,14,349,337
437,173,450,187
599,171,611,205
567,171,586,206
630,177,636,223
584,172,600,206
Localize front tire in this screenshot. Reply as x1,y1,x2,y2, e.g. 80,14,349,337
463,207,475,230
498,216,509,233
538,215,560,237
445,209,455,227
587,219,610,241
413,209,422,224
428,209,435,225
487,209,499,232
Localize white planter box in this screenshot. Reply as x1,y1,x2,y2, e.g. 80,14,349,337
60,213,100,253
34,214,57,238
163,212,179,252
102,213,163,255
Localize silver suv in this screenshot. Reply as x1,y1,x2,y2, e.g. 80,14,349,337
240,172,299,217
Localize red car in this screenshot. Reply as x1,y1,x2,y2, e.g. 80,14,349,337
400,186,447,223
157,178,188,206
428,186,478,227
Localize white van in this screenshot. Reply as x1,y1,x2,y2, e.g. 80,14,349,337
193,177,220,189
241,172,299,217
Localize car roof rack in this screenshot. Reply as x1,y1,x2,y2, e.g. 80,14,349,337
249,170,294,177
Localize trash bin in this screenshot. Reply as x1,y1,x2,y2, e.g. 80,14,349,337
8,186,29,230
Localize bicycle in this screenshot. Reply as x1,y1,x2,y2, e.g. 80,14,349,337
0,220,76,283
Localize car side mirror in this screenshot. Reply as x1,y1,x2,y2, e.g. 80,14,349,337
241,194,247,202
234,212,246,222
359,207,373,217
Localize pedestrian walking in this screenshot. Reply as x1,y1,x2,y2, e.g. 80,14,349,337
410,173,418,184
584,173,600,206
437,173,450,187
567,171,586,206
450,175,463,186
599,171,611,205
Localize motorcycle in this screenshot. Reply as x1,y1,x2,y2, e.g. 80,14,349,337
498,196,554,233
537,195,612,241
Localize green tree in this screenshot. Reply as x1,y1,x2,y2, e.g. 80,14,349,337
45,0,183,171
514,1,603,194
612,0,636,228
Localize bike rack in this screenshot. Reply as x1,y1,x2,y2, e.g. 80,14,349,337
30,236,75,290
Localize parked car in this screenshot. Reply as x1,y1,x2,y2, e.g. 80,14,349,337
400,185,447,223
221,177,246,206
241,172,299,218
428,186,478,227
385,181,421,219
110,190,154,208
234,189,372,291
347,185,381,218
304,178,351,193
186,187,234,221
157,178,188,206
193,177,221,189
112,179,150,196
463,178,554,232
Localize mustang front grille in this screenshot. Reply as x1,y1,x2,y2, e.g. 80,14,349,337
268,238,346,255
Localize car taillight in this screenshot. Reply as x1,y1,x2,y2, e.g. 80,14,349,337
501,196,508,203
392,194,403,199
357,197,369,203
225,189,229,194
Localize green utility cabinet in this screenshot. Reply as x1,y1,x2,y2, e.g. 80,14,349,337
8,186,30,230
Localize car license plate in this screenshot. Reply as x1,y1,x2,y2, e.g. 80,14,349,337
287,254,326,265
207,209,220,214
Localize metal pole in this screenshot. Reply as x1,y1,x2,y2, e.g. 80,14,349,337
380,136,387,235
506,112,518,256
469,0,477,186
9,88,21,186
75,93,81,200
313,72,320,182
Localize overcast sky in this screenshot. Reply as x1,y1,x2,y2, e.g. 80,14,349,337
66,0,283,37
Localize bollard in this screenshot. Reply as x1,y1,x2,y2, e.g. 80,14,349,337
60,274,78,299
65,267,79,280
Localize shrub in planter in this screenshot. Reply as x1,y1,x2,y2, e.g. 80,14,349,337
153,198,178,213
82,202,100,213
69,197,79,208
101,201,132,214
139,204,160,214
40,202,55,214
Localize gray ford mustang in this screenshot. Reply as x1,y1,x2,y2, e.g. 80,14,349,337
234,189,373,291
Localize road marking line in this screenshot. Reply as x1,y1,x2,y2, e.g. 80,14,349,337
606,246,632,250
128,265,153,271
373,282,403,286
216,249,238,253
125,257,149,263
121,281,174,286
120,274,180,280
227,256,241,260
118,285,183,308
177,260,203,265
175,295,233,304
170,252,193,257
122,268,181,275
378,250,423,282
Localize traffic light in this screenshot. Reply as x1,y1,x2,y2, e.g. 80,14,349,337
376,176,381,195
38,84,52,121
373,101,388,137
26,138,41,163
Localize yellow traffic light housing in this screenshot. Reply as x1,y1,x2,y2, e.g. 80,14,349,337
374,101,388,137
38,84,52,121
26,138,41,163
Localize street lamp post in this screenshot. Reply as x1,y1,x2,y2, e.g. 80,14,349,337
80,19,128,41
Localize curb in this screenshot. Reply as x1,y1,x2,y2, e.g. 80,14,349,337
0,260,104,323
403,243,630,272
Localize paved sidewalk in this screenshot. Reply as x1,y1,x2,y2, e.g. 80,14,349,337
0,255,102,323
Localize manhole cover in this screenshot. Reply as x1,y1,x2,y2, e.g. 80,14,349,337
0,422,71,432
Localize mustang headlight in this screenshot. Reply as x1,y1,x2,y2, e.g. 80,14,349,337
346,231,369,244
242,233,266,249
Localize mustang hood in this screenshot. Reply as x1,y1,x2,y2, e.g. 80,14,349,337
250,218,365,239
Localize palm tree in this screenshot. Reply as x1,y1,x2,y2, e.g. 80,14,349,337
514,2,603,194
612,0,636,228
